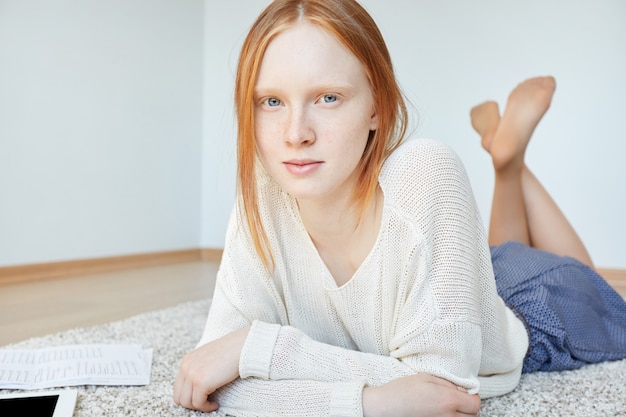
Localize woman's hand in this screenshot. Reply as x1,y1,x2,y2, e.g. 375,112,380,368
173,327,250,412
362,373,481,417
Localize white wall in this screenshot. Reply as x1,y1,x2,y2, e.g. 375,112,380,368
2,1,624,269
200,2,267,248
203,0,626,268
0,0,204,266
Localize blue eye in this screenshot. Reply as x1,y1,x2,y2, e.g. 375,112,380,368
321,94,337,103
266,97,281,107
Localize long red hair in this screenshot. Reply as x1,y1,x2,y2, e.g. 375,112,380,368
235,0,408,270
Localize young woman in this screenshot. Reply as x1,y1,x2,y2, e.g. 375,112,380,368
174,1,626,416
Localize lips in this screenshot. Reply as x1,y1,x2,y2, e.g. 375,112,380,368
283,159,323,175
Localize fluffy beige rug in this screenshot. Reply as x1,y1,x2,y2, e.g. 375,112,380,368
2,299,625,416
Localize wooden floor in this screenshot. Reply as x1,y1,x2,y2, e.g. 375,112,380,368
0,261,624,347
0,261,219,346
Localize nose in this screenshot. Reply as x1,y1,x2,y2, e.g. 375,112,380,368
285,107,315,146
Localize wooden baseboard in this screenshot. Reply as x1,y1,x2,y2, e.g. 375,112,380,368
200,248,223,262
1,249,623,293
0,248,223,286
597,268,625,281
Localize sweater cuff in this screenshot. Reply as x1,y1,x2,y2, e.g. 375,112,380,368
329,380,366,417
239,320,281,379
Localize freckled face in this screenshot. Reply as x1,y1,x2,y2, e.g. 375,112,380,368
254,22,378,205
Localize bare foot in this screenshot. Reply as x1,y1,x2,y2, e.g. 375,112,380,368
489,76,556,171
470,101,500,152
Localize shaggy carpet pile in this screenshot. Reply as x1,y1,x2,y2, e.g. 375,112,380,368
2,299,625,416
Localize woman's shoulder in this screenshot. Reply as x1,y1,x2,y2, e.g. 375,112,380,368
383,138,462,172
379,138,475,226
381,138,468,192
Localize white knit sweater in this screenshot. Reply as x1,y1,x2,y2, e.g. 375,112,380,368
198,138,529,416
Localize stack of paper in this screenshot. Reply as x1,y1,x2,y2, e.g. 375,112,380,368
0,344,152,390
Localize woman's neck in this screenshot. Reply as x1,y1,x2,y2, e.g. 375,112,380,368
298,187,383,286
298,193,360,244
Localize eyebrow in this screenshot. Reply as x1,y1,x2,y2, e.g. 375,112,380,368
254,83,356,98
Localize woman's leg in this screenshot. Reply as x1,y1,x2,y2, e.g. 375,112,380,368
470,76,594,269
470,98,530,248
521,167,594,268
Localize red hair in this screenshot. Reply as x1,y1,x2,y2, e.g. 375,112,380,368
235,0,408,269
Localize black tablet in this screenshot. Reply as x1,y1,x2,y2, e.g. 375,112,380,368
0,390,78,417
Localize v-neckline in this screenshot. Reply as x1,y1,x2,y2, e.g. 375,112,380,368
289,187,386,289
